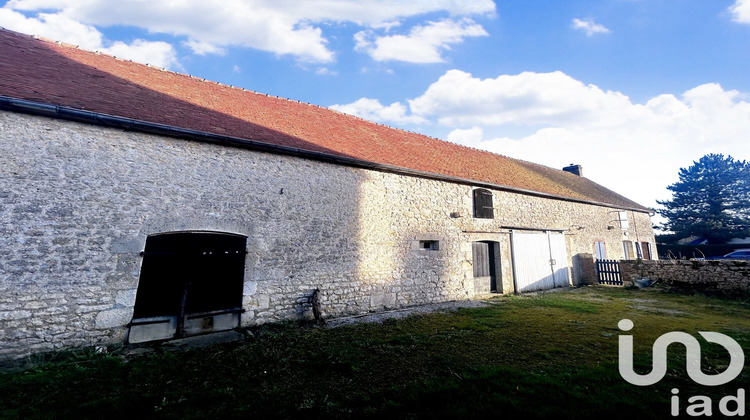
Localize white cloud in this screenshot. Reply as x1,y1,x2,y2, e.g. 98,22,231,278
315,67,337,76
261,0,496,27
103,39,178,69
183,39,226,56
0,9,103,49
329,97,428,125
730,0,750,23
332,70,750,209
2,0,495,63
571,18,611,36
0,8,179,68
408,70,634,127
355,18,488,63
446,126,485,147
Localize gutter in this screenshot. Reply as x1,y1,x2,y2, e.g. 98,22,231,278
0,95,651,213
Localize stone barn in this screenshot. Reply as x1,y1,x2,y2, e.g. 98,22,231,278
0,28,656,360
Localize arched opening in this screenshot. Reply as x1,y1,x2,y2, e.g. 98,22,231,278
129,231,247,343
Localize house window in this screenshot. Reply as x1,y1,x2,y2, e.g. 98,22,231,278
623,241,634,260
635,242,643,259
473,189,494,219
419,240,440,251
594,241,606,260
618,211,629,230
641,242,652,260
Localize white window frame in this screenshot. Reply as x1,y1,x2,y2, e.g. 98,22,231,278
618,211,629,230
623,241,633,260
594,241,606,260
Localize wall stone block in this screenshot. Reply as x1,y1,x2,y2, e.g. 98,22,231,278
620,259,750,296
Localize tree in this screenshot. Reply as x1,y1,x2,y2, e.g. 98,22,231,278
657,154,750,244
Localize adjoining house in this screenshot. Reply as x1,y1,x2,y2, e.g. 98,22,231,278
0,28,657,360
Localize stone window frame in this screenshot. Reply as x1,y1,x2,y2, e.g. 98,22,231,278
418,240,440,251
411,234,447,257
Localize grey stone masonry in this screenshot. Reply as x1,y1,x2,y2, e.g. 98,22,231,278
0,110,656,361
620,259,750,296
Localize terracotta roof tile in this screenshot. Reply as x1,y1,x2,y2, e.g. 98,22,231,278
0,28,648,211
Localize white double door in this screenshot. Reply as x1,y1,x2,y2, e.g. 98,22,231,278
511,231,570,293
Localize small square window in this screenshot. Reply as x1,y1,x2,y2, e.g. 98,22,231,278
419,240,440,251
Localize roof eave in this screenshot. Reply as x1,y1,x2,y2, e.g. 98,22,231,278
0,95,652,214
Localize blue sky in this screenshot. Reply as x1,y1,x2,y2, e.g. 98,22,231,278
2,0,749,214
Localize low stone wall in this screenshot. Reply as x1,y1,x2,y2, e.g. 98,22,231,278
620,259,750,296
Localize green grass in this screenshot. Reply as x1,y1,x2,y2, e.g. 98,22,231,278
1,286,749,419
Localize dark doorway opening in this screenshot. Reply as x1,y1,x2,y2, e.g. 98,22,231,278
129,231,247,343
472,241,500,294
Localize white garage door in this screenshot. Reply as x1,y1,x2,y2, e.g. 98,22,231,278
511,231,570,293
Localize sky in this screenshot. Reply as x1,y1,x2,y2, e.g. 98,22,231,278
1,0,749,218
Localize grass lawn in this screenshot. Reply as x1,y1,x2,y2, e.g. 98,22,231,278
1,285,749,419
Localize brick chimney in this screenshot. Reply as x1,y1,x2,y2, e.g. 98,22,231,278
563,164,583,177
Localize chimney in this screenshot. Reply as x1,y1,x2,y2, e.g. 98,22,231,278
563,164,583,177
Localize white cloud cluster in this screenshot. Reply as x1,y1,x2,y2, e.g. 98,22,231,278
571,18,611,36
0,7,178,68
408,70,634,127
729,0,750,23
332,70,750,209
354,18,488,63
330,98,427,125
0,0,496,66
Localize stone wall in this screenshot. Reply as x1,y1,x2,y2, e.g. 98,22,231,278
620,259,750,296
0,110,656,360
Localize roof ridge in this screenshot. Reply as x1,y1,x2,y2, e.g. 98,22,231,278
4,27,572,176
0,27,649,211
2,27,503,157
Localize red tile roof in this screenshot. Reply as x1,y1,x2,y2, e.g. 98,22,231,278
0,28,648,211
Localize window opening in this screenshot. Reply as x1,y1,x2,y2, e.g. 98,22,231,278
594,241,606,260
641,242,652,260
618,211,629,230
473,189,494,219
623,241,633,260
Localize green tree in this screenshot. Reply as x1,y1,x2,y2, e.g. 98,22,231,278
657,154,750,244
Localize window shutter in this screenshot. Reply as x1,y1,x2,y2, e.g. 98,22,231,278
473,189,494,219
641,242,651,260
594,241,606,260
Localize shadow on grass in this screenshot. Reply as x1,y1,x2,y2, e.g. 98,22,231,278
1,286,748,419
